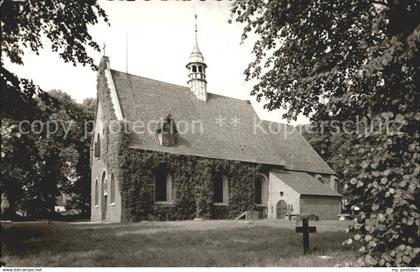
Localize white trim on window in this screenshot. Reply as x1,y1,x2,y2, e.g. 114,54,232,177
155,201,173,205
255,173,268,207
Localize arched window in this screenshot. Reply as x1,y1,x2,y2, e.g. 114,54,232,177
214,175,228,204
192,65,197,72
95,134,101,158
154,167,173,203
94,179,99,205
255,175,268,206
110,174,116,204
198,66,202,73
101,171,107,196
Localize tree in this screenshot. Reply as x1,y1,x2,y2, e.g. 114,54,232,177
1,0,107,157
0,90,95,218
31,90,95,217
1,0,106,218
61,96,96,216
300,125,360,194
0,99,66,218
232,0,419,266
1,0,107,116
1,117,41,217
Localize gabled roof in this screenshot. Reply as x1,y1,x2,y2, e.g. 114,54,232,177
109,69,335,174
272,171,341,197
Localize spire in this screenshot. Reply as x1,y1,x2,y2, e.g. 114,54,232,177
189,14,204,63
186,13,207,101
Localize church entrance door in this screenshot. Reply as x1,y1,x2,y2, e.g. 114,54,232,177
276,200,287,219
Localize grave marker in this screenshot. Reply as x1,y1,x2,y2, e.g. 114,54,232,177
295,217,317,254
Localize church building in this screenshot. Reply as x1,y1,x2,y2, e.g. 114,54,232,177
90,18,341,222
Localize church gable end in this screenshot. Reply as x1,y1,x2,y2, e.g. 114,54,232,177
90,56,126,223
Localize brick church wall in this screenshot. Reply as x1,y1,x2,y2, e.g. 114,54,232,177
91,59,126,222
90,100,124,222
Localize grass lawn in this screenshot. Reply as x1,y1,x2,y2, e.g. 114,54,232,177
1,220,357,267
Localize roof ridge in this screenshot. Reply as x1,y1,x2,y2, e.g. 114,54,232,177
110,69,189,90
110,69,249,102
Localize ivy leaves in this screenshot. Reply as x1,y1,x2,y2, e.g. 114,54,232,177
118,148,264,221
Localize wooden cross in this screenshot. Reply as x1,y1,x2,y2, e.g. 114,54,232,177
295,217,317,254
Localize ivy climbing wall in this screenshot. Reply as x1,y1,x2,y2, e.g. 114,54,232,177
94,57,269,222
118,143,268,221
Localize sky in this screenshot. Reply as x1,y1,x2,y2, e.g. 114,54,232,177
6,0,309,125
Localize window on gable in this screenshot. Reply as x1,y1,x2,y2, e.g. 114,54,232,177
94,179,99,205
214,175,228,204
95,134,101,158
329,175,338,191
155,114,178,147
154,167,173,203
110,174,116,204
315,174,325,184
255,175,268,205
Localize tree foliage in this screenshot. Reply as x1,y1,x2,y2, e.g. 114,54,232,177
1,0,106,218
1,0,107,119
232,0,419,266
301,127,360,194
0,91,95,218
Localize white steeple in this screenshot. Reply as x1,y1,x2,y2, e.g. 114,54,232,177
186,14,207,101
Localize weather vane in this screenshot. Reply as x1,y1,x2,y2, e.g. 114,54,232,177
194,13,198,44
194,13,198,32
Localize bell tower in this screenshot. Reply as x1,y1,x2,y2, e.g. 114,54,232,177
186,14,207,101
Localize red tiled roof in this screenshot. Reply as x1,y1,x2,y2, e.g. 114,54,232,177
110,69,335,174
